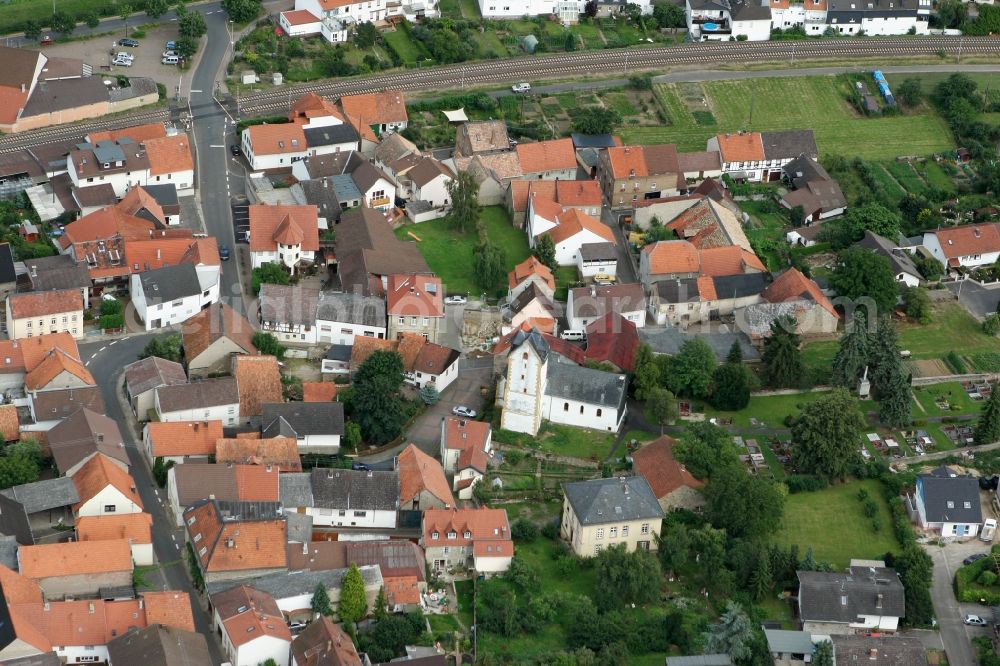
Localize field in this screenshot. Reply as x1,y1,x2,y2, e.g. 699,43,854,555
536,423,617,461
394,207,529,298
771,480,901,570
622,76,954,160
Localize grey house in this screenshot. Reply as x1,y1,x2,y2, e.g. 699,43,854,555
0,477,79,544
261,402,345,453
797,561,905,634
560,476,662,558
908,465,983,538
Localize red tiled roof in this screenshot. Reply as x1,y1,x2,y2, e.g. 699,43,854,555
0,404,19,441
338,90,407,126
492,323,586,365
19,540,133,579
397,443,454,507
584,312,639,372
88,123,167,144
302,381,337,402
71,454,143,513
546,209,616,246
144,134,193,176
8,288,82,319
185,501,287,574
762,267,838,317
516,138,576,174
233,355,282,419
280,8,321,25
181,302,257,363
604,144,680,179
289,92,342,124
643,240,700,275
631,436,704,500
249,204,319,253
931,223,1000,259
716,132,765,163
442,416,491,452
386,274,444,317
215,437,302,472
76,513,153,544
24,348,95,390
118,186,166,226
245,123,307,156
507,256,555,291
141,590,196,633
145,420,223,458
422,507,511,548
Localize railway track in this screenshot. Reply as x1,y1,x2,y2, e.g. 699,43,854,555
1,35,998,150
238,35,1000,114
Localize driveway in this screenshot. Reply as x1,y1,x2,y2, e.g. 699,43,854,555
945,279,1000,320
361,357,493,463
924,538,995,666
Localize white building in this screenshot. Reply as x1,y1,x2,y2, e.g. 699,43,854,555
297,0,388,25
70,454,145,519
440,417,492,500
248,204,319,274
316,291,388,345
154,378,240,426
130,263,220,331
922,223,1000,271
303,468,399,528
261,402,344,453
708,130,818,183
575,242,618,279
566,283,646,331
211,586,292,666
6,289,85,340
67,133,194,197
909,465,983,538
497,328,628,436
408,157,454,208
241,123,309,171
278,8,323,35
686,0,772,41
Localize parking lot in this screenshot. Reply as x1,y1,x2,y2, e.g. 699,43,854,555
231,195,249,243
31,23,183,90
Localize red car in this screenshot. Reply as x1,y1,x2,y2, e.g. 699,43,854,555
39,35,53,45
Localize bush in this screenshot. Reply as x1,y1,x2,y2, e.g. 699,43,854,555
955,552,1000,604
863,499,878,518
511,519,539,542
980,570,998,586
786,474,828,493
541,520,559,540
946,351,968,374
99,314,124,330
504,450,524,467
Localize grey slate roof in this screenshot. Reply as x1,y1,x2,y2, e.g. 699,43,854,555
304,124,359,148
259,283,320,328
157,377,239,413
325,344,353,362
106,625,213,666
214,500,284,521
141,183,180,207
206,564,383,601
0,476,80,513
310,468,400,511
761,130,818,161
0,244,15,285
123,356,187,397
656,278,701,304
562,476,662,525
138,263,202,303
764,629,814,655
20,254,90,292
858,230,921,281
1,654,63,666
331,174,362,203
639,327,760,361
0,534,18,569
30,387,106,421
286,511,313,543
546,358,628,410
578,242,618,262
261,402,345,438
509,326,551,362
918,465,983,524
297,179,345,222
316,291,387,328
783,154,832,189
48,407,128,473
713,273,771,299
830,635,926,666
797,566,905,623
509,282,554,317
279,472,314,508
571,133,618,149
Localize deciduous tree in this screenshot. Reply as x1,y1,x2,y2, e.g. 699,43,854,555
252,332,286,360
632,343,660,400
705,462,784,539
144,0,168,18
353,351,405,444
761,316,803,388
813,640,834,666
902,286,932,324
571,107,621,135
353,21,380,48
664,337,716,399
177,6,207,39
222,0,262,22
594,544,662,610
473,233,506,292
646,386,678,434
338,564,368,623
139,333,182,362
897,78,923,107
23,21,41,41
789,205,805,228
447,171,480,233
252,263,290,293
791,388,865,480
709,363,750,411
830,247,899,317
50,11,75,36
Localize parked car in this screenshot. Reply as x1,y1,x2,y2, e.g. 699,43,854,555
162,50,177,58
965,614,988,626
511,82,531,93
452,406,477,418
39,35,54,45
983,518,997,542
165,40,176,50
231,144,240,156
444,295,467,305
113,57,133,67
218,245,230,261
161,55,179,65
964,553,989,565
118,38,139,47
352,461,372,471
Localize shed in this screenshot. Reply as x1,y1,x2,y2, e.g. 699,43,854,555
240,70,259,85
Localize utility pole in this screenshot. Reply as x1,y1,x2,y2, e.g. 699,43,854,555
623,50,630,76
958,36,964,63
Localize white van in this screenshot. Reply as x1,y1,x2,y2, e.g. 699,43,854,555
511,82,531,93
560,330,586,341
161,55,179,65
982,518,997,542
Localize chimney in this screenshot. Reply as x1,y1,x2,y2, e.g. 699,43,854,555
156,248,161,260
590,285,596,297
30,265,36,278
876,592,883,609
88,602,95,614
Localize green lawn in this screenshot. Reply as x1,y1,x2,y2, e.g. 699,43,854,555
625,76,954,160
870,163,908,200
912,381,982,418
899,301,1000,359
921,160,957,193
771,480,901,570
757,596,796,629
0,0,117,34
701,390,877,430
454,579,474,627
384,29,424,64
553,265,578,301
427,613,462,634
536,423,617,461
459,0,482,17
395,207,529,298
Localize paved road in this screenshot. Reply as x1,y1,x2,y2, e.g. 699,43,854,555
79,335,225,666
946,279,999,321
924,539,995,666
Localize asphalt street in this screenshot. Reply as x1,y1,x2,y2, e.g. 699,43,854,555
923,539,995,666
80,335,226,665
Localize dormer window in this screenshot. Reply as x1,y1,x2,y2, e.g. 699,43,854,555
463,531,471,539
447,531,457,539
432,531,439,539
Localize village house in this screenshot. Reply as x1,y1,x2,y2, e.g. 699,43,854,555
857,230,922,287
305,468,400,528
576,242,618,280
70,453,144,518
631,436,706,512
0,477,79,544
507,178,603,228
829,635,927,666
708,130,818,182
584,312,641,372
397,443,455,510
154,377,240,425
455,120,511,158
241,123,309,171
566,283,647,331
387,274,445,343
167,463,280,526
529,206,617,267
516,138,578,180
440,417,492,500
763,629,815,666
338,90,409,139
422,507,513,575
639,237,767,284
905,465,983,538
507,256,556,302
24,386,104,434
737,268,839,342
0,334,85,392
22,346,96,396
130,263,220,331
215,437,303,472
210,585,292,666
258,283,320,344
648,273,770,328
248,204,320,274
123,356,187,420
780,154,848,223
505,283,558,335
5,289,84,340
181,303,257,376
315,291,388,345
142,420,223,466
291,617,363,666
107,624,213,666
336,208,432,296
922,222,1000,271
75,513,154,566
797,561,905,634
261,402,345,453
67,131,194,197
47,407,128,476
560,476,663,557
597,144,685,210
302,382,337,403
18,539,133,598
233,355,283,424
185,499,288,584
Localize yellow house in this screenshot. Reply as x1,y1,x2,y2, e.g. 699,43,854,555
560,476,663,558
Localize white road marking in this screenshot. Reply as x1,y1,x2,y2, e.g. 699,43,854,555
190,89,203,93
109,340,117,345
85,361,90,366
171,534,175,542
99,346,106,352
210,144,226,148
175,543,180,550
90,353,98,359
